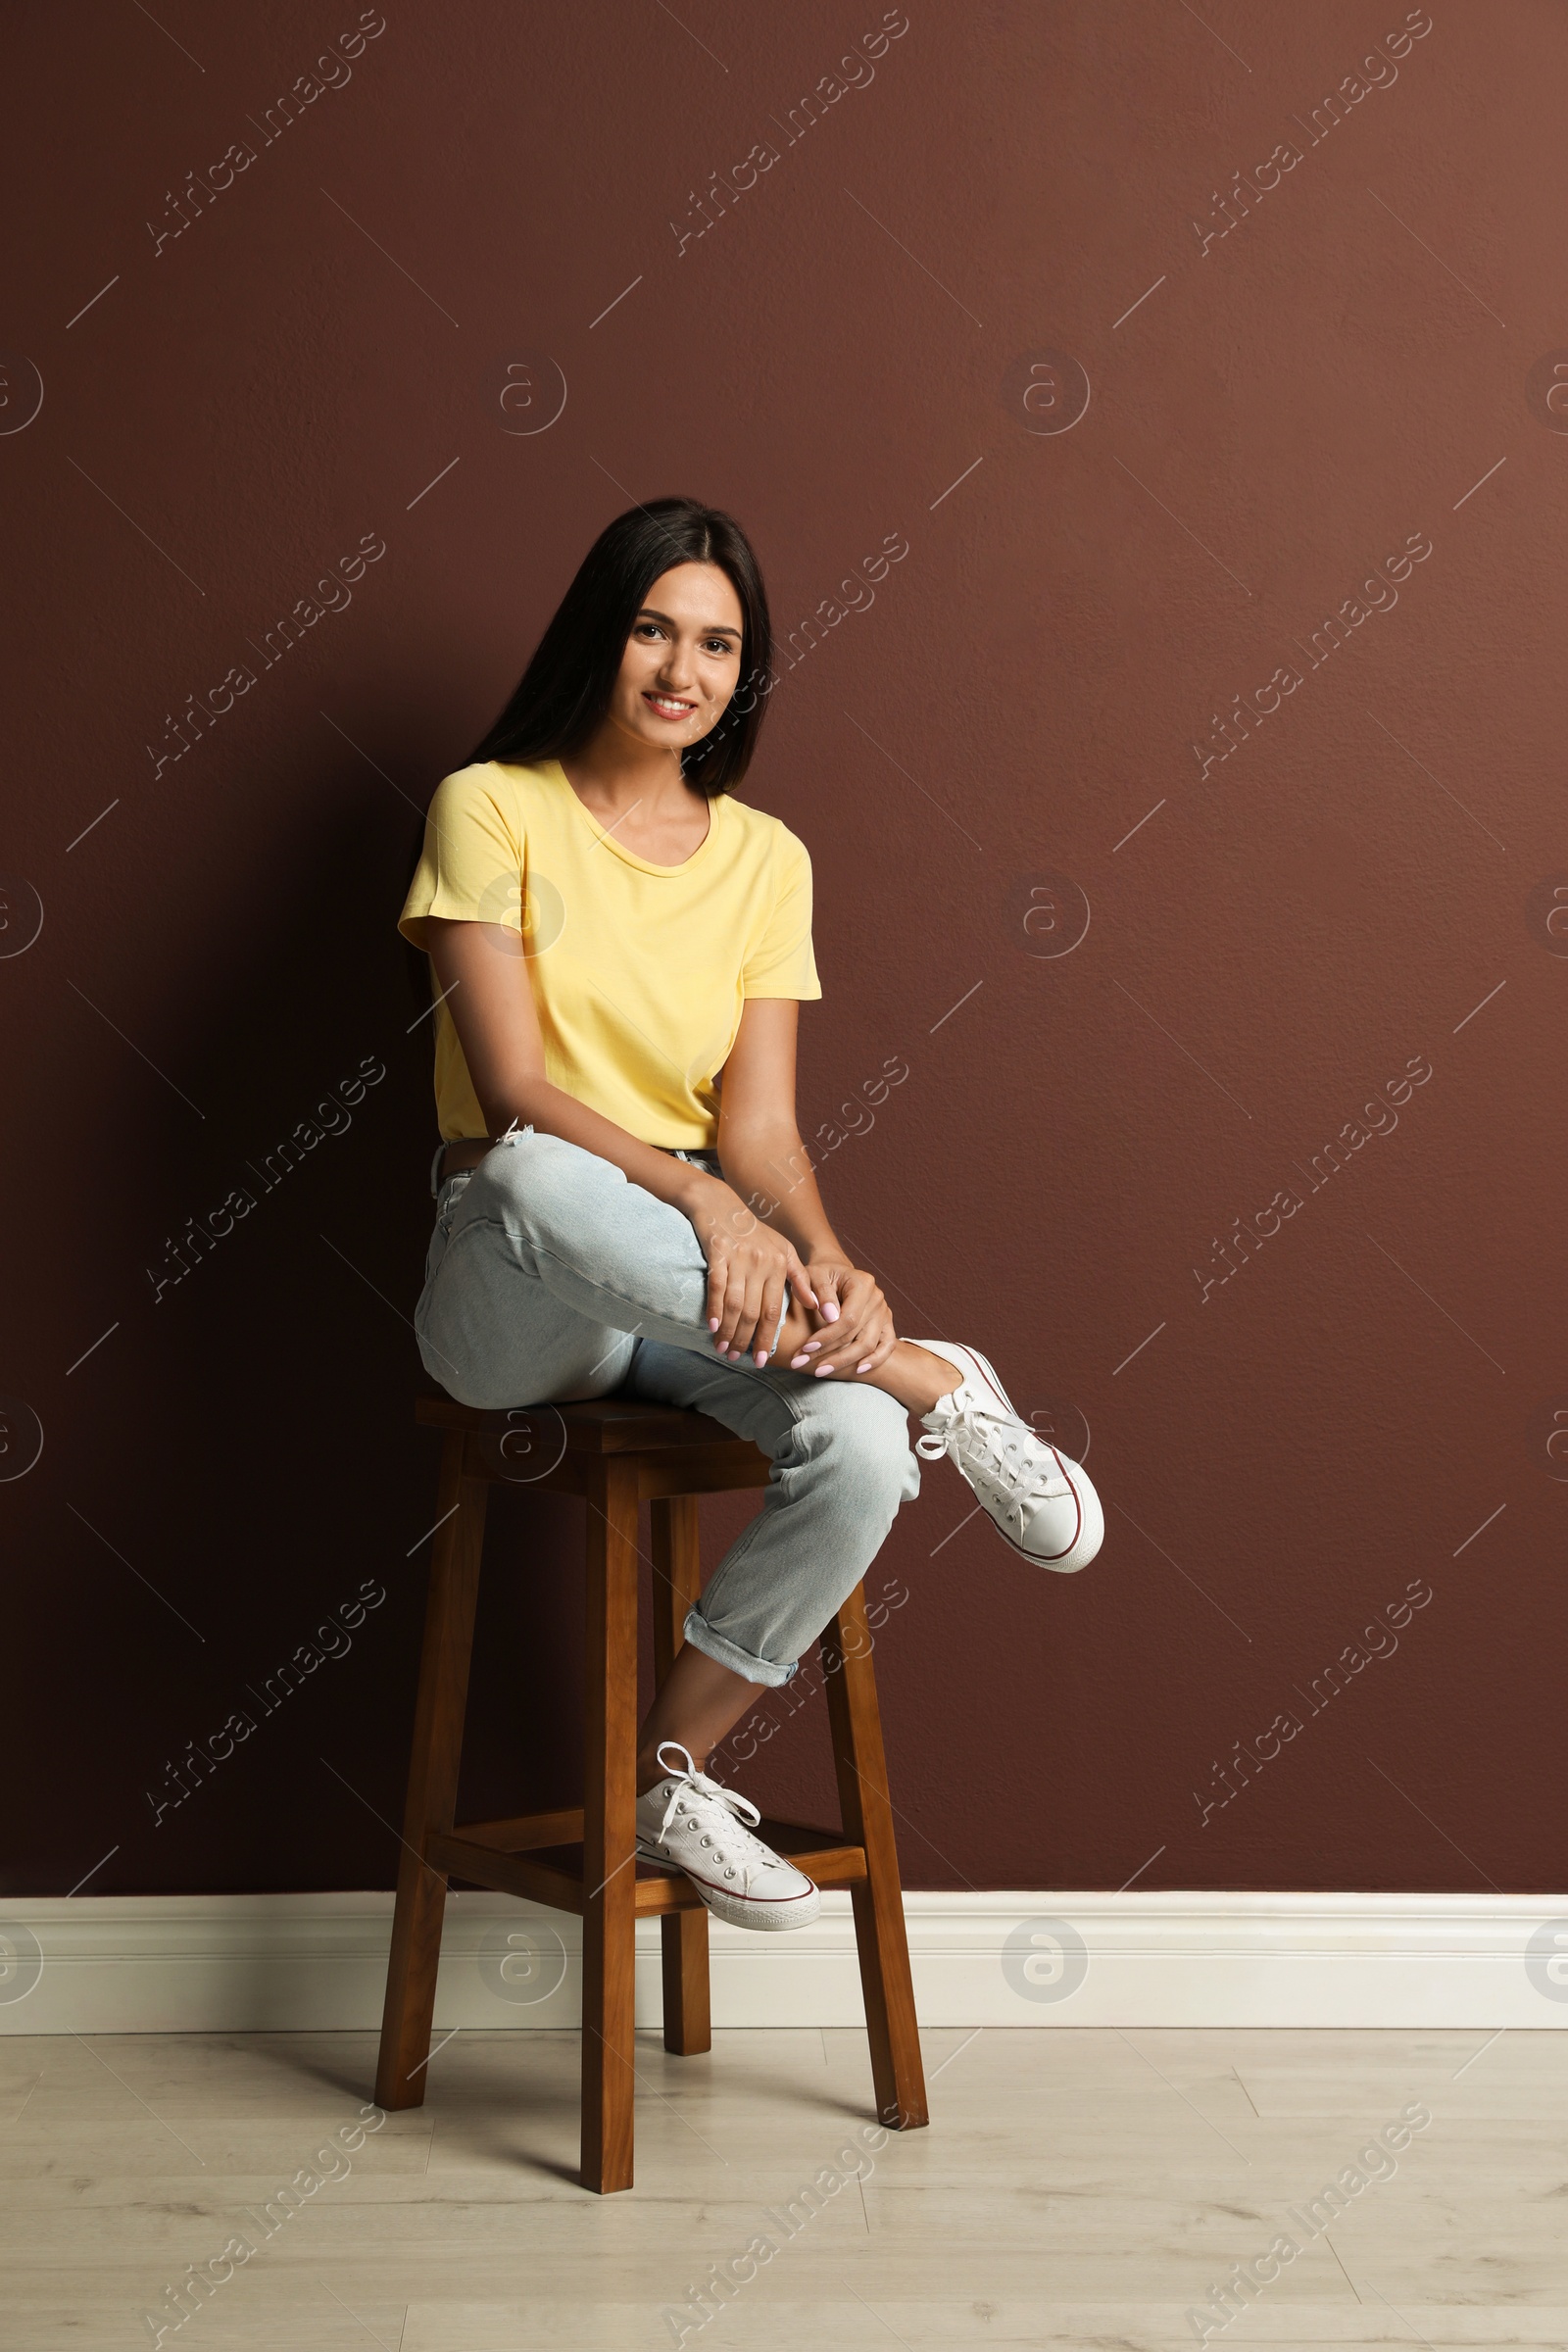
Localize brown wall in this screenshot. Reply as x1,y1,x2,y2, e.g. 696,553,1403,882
3,1,1562,1899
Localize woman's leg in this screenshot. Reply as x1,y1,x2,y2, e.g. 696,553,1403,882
417,1128,788,1404
624,1339,920,1780
419,1123,962,1412
416,1153,642,1407
636,1643,760,1788
416,1131,1038,1787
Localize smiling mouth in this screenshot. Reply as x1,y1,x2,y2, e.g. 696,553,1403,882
643,692,696,719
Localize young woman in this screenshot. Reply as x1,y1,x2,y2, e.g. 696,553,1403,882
398,498,1102,1935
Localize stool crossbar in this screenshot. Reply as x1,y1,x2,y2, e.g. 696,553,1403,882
374,1393,929,2192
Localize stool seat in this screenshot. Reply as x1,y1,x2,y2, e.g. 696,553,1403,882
376,1392,928,2191
416,1391,748,1448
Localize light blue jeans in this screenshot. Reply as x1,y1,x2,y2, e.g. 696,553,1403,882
414,1126,920,1686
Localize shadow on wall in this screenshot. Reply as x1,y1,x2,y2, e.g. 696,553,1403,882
15,738,599,1896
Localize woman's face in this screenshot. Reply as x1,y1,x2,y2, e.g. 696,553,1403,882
609,562,745,757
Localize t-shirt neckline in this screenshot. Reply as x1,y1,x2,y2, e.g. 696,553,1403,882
547,758,721,876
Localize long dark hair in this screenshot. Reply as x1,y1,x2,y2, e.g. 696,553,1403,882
468,495,773,791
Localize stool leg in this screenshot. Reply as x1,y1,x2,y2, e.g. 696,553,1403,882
374,1429,487,2111
824,1581,929,2132
581,1457,640,2192
651,1494,711,2057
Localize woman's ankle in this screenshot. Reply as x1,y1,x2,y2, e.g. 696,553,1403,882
870,1341,962,1416
637,1742,704,1794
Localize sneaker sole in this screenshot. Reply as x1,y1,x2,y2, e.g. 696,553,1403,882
940,1344,1103,1573
634,1841,822,1933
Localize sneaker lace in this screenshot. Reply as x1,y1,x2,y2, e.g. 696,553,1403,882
650,1741,772,1896
915,1396,1069,1537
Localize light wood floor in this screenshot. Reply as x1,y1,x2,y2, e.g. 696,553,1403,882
2,2024,1564,2347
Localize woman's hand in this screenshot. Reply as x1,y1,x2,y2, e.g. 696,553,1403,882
789,1259,897,1380
684,1177,818,1365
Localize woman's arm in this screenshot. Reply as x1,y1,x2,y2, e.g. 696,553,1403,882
713,998,840,1254
424,918,816,1361
717,999,899,1378
426,916,705,1205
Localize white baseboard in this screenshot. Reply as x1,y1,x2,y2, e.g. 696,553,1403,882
4,1890,1567,2034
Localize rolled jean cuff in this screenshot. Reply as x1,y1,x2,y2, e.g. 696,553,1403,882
681,1607,799,1689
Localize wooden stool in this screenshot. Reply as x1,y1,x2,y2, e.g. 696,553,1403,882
374,1394,929,2192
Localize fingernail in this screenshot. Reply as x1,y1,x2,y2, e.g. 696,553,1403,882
803,1340,821,1353
708,1317,719,1331
789,1354,809,1369
814,1363,835,1377
755,1350,768,1365
857,1360,872,1374
822,1302,840,1321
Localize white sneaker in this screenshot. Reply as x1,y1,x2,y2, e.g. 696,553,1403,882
910,1342,1103,1572
635,1742,822,1933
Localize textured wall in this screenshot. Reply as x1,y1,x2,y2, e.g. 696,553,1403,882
2,2,1561,1899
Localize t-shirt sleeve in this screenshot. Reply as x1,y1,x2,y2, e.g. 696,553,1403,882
398,766,524,947
743,825,822,1000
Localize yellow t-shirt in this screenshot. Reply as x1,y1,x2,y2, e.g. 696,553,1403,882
398,759,821,1147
